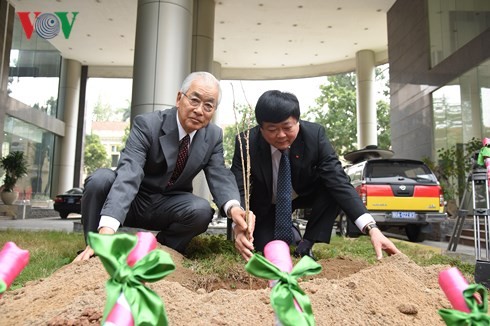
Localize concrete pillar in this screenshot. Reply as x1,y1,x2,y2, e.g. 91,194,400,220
212,61,222,123
355,49,377,148
0,0,13,93
192,0,215,72
461,71,482,140
0,0,14,148
131,0,193,121
191,0,216,202
53,58,81,196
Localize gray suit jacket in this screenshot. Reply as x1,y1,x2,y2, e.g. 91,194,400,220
100,108,239,224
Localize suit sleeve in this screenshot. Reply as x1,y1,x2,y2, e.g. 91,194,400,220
100,115,151,223
203,128,241,216
230,133,247,205
315,126,368,221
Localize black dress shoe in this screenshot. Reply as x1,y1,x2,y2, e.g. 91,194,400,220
293,247,317,261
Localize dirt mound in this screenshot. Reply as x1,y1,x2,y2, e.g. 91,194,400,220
0,245,455,325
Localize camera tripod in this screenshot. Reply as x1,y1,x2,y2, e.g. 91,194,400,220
447,167,490,287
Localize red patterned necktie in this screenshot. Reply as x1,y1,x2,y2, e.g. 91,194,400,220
167,134,190,187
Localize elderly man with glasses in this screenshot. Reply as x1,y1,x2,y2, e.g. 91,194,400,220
75,71,255,261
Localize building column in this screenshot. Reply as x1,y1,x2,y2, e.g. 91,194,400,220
131,0,193,121
74,65,88,187
461,71,483,141
192,0,215,72
355,49,377,148
191,0,216,201
211,61,222,122
0,0,13,93
52,58,81,196
0,0,14,147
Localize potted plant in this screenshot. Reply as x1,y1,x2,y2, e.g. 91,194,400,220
0,151,28,205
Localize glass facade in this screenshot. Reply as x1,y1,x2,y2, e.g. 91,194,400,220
1,14,60,201
433,59,490,151
8,15,61,117
2,117,55,200
429,0,490,67
430,0,490,151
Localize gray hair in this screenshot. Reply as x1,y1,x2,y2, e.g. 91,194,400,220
180,71,222,104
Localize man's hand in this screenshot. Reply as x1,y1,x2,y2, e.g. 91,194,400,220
368,228,401,260
72,227,115,262
230,206,255,261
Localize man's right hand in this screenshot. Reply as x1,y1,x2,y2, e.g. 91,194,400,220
230,207,255,261
73,245,95,262
72,226,115,262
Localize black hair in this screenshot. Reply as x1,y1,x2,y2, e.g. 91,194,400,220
255,90,300,126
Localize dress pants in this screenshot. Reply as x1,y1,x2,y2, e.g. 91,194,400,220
81,168,214,253
253,184,339,252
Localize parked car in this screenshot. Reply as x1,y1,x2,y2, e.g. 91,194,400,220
338,156,447,242
53,187,83,219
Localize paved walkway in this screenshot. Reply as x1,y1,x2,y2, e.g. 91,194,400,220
0,215,78,232
0,212,480,264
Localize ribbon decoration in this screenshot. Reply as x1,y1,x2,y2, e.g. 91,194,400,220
0,242,30,296
105,232,158,326
88,232,176,326
245,253,322,326
438,283,490,325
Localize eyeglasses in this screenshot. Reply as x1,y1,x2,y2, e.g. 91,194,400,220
181,93,216,113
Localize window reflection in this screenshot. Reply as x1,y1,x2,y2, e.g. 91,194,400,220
432,59,490,152
8,15,61,117
2,117,54,201
429,0,490,67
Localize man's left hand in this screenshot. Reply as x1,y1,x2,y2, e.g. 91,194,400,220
368,228,401,260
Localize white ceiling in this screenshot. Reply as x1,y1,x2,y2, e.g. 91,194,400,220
8,0,396,79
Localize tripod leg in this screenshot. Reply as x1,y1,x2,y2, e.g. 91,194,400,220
447,187,470,252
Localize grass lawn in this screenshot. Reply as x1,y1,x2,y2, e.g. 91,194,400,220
0,230,475,291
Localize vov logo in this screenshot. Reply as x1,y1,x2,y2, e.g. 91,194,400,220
17,12,79,40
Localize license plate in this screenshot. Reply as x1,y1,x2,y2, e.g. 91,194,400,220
392,211,417,219
67,198,75,204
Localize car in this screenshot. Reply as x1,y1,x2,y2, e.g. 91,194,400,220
338,147,447,242
53,187,83,219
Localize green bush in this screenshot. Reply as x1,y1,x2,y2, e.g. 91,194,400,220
423,137,482,201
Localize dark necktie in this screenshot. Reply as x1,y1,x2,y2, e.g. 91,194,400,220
274,149,293,243
167,134,190,187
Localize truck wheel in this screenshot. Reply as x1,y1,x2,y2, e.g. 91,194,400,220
338,213,360,238
405,224,426,242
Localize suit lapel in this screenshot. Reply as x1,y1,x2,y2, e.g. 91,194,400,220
158,109,209,183
159,109,179,182
290,126,305,190
183,127,208,177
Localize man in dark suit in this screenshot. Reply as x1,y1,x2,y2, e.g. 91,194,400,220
75,72,255,261
231,90,400,260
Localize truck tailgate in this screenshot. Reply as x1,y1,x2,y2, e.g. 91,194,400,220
365,184,441,212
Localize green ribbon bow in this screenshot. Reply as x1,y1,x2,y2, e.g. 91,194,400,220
0,279,6,294
245,253,322,326
88,232,176,326
438,283,490,326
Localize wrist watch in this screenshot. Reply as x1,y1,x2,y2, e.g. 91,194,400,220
227,205,244,218
364,223,379,234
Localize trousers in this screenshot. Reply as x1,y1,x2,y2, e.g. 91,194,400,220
81,168,214,253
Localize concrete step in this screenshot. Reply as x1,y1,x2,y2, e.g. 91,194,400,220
445,229,489,247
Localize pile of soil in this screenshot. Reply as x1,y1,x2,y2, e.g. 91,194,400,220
0,246,463,325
